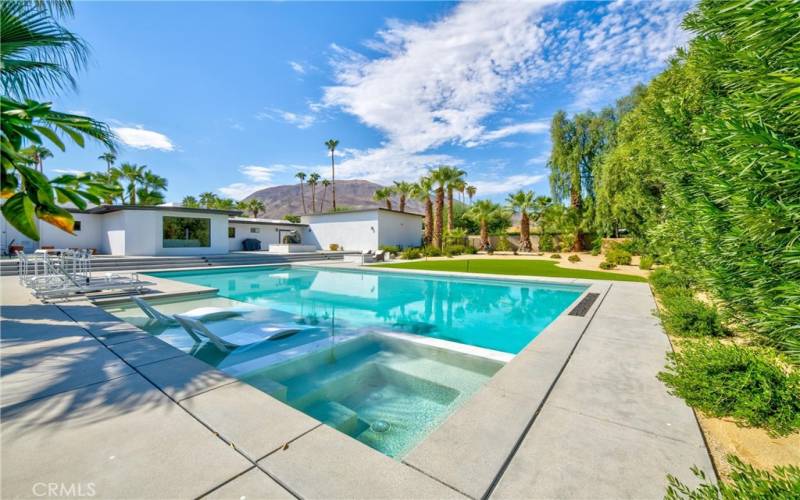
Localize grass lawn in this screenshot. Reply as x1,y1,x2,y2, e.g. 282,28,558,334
376,258,648,282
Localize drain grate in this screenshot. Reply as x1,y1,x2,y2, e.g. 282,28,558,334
568,292,600,317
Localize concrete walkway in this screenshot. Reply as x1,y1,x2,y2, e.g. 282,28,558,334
1,273,714,499
489,282,715,498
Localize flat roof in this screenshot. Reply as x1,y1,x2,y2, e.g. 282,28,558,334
71,205,242,216
302,207,424,218
229,217,307,227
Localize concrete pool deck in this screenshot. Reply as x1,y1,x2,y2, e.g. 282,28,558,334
0,265,715,498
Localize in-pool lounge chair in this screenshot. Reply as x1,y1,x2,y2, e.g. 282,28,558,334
173,315,313,352
131,296,252,326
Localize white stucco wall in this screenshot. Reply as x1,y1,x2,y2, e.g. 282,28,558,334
301,210,423,251
302,211,379,251
228,222,308,251
377,210,424,248
1,212,104,254
100,211,126,255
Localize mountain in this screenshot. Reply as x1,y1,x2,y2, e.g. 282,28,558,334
243,179,425,219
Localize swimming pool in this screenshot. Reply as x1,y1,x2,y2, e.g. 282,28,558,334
145,266,586,354
107,265,586,459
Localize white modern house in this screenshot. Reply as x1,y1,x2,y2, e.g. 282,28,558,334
1,205,423,256
301,209,423,251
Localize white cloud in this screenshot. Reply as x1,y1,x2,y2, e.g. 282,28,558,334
289,61,306,75
526,151,550,166
256,108,316,129
52,168,87,175
113,126,174,151
323,1,559,153
467,120,550,147
325,147,459,185
218,183,263,200
318,0,690,180
217,164,303,200
470,174,547,196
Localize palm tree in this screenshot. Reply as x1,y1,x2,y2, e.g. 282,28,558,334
119,163,145,205
198,191,217,209
466,185,477,204
411,177,434,245
182,195,199,208
467,200,504,250
319,179,331,212
307,172,320,213
432,166,466,232
506,190,535,252
247,199,265,218
137,170,167,205
373,186,394,210
21,145,52,172
98,151,116,172
0,0,88,99
393,181,414,212
91,169,123,204
295,171,307,214
428,167,450,249
325,139,339,210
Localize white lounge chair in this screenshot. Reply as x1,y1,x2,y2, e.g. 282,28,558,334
173,315,314,352
131,296,252,326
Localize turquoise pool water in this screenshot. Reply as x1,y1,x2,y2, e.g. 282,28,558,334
146,266,585,354
242,335,503,458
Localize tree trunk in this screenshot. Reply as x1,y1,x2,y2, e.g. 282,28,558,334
519,212,532,252
480,221,488,249
331,154,336,211
129,183,136,205
300,182,306,214
320,186,328,212
570,188,583,251
424,197,433,245
399,195,405,212
447,187,455,231
433,187,444,249
386,200,392,210
311,186,316,213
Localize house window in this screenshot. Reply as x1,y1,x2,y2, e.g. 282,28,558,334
250,227,260,233
228,227,236,238
163,216,211,248
73,220,82,231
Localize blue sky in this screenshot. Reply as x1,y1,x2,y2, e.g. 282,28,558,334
48,0,692,203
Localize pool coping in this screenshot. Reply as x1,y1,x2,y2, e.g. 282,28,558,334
98,262,610,498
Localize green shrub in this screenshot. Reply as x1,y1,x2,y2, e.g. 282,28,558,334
605,245,632,265
568,254,581,263
658,342,800,436
463,246,477,255
599,261,616,270
560,233,576,252
650,268,693,294
616,238,646,256
549,253,561,259
495,236,512,252
665,455,800,499
444,245,466,256
421,246,442,257
538,234,555,252
659,292,728,337
639,255,654,270
379,245,401,254
400,248,421,260
590,247,601,256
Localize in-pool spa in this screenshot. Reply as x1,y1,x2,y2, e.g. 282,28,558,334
107,266,586,458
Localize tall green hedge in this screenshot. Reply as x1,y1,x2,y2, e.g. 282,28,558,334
603,0,800,362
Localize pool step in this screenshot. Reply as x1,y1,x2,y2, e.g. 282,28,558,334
306,400,361,435
240,374,288,402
